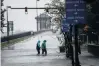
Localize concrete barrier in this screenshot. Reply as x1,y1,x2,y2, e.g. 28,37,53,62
1,32,32,42
1,29,52,42
33,29,52,35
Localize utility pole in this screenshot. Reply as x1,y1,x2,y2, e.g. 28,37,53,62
7,6,10,43
74,24,80,66
36,0,39,31
69,24,75,66
70,24,72,44
6,6,12,43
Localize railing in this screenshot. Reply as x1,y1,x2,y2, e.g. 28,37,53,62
1,29,52,42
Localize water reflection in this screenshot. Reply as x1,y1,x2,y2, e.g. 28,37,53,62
8,45,15,50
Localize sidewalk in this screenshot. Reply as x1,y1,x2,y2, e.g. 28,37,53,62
1,48,71,66
79,50,99,66
73,43,99,66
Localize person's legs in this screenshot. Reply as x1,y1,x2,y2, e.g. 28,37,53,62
42,49,44,55
37,48,40,54
45,49,47,55
38,48,40,54
38,50,40,54
37,49,39,55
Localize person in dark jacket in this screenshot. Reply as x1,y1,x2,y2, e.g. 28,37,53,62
36,40,40,55
41,40,47,56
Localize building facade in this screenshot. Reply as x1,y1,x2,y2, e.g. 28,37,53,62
35,13,51,31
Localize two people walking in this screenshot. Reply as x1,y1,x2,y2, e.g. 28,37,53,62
36,40,47,56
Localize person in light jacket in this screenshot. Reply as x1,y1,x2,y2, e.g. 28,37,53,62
41,40,47,55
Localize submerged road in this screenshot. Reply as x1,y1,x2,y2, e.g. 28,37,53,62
1,31,71,66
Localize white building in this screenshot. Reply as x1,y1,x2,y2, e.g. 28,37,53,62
35,13,52,31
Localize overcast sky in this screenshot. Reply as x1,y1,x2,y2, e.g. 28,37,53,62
3,0,50,32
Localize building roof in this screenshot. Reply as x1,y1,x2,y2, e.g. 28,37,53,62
35,12,52,19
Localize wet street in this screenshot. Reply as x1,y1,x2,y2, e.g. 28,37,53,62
1,31,99,66
1,0,99,66
1,31,71,66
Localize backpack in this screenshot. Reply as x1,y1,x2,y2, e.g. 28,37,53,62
42,42,46,49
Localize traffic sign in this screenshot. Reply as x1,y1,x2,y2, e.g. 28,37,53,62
66,0,86,24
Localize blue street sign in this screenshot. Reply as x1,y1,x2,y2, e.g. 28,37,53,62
66,0,86,24
61,18,70,32
62,0,86,32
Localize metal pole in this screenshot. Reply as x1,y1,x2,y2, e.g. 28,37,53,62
98,35,99,44
39,15,42,30
70,24,72,44
70,24,74,66
74,25,80,66
36,0,38,31
12,21,13,36
83,35,84,43
64,32,67,57
7,6,9,43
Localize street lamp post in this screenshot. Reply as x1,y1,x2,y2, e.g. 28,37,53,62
74,25,80,66
36,0,39,32
6,6,11,43
7,6,9,38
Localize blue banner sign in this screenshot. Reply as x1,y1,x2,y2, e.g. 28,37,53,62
66,0,86,24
